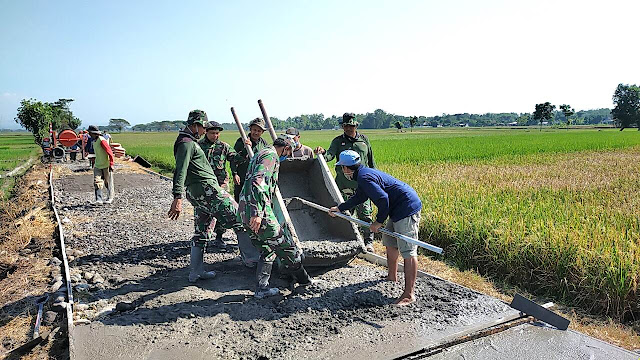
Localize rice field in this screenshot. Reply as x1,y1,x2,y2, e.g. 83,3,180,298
116,128,640,319
0,134,39,172
0,134,39,198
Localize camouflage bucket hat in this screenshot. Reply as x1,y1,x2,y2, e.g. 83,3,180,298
274,133,296,148
186,109,208,127
342,112,358,126
248,117,266,131
285,127,299,136
206,121,223,131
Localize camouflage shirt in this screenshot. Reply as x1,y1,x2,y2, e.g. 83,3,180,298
323,132,376,190
231,136,268,181
172,130,219,198
199,137,237,185
237,146,279,222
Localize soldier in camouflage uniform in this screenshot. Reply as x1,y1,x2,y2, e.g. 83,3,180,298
231,118,268,203
199,121,238,249
237,134,316,298
199,121,261,265
315,112,377,252
168,110,255,283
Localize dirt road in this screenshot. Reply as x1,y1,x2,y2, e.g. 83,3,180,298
54,160,515,359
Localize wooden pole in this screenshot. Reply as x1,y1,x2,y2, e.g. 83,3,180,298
258,99,278,141
230,106,301,247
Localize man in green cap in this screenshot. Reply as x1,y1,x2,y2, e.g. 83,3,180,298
231,117,268,203
237,134,317,298
315,112,376,252
168,110,257,283
199,120,260,265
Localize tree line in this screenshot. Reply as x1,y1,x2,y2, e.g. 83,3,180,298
127,120,239,132
14,83,640,142
14,98,81,143
532,84,640,131
116,108,615,133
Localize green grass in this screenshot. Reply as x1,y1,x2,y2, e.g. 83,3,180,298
0,134,39,199
116,128,640,170
0,134,39,171
116,128,640,320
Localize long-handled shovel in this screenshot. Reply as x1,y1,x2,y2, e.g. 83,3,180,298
289,197,444,255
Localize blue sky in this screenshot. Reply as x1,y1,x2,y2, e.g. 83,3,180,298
1,0,639,129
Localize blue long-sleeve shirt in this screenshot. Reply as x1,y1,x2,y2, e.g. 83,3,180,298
338,166,422,223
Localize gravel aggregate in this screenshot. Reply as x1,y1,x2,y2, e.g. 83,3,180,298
54,160,514,360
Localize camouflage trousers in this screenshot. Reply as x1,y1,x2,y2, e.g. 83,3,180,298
211,180,230,236
341,188,374,242
186,183,243,249
245,205,303,270
233,179,244,203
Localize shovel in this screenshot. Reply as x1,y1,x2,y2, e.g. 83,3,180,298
33,295,48,339
289,197,444,255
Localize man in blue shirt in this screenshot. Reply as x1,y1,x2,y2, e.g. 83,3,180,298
329,150,422,306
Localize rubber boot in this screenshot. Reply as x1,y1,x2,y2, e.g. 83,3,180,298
292,265,321,288
212,232,227,251
254,260,279,299
188,245,216,283
235,229,259,268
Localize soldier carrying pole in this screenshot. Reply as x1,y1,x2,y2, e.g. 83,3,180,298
232,107,318,298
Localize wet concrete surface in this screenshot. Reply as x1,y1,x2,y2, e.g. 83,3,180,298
426,322,638,360
279,158,364,266
53,160,517,359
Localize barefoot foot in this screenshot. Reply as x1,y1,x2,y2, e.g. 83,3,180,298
394,295,416,306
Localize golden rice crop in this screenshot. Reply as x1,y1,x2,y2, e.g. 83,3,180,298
117,128,640,320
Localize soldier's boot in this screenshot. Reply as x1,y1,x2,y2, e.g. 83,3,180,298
235,229,259,268
212,232,227,251
254,260,279,299
188,245,216,283
291,265,322,288
363,230,375,253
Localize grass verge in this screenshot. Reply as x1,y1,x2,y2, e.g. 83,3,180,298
0,164,66,358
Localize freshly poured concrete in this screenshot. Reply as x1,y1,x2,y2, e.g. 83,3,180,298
425,323,638,360
278,158,364,266
54,161,515,360
55,161,636,360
